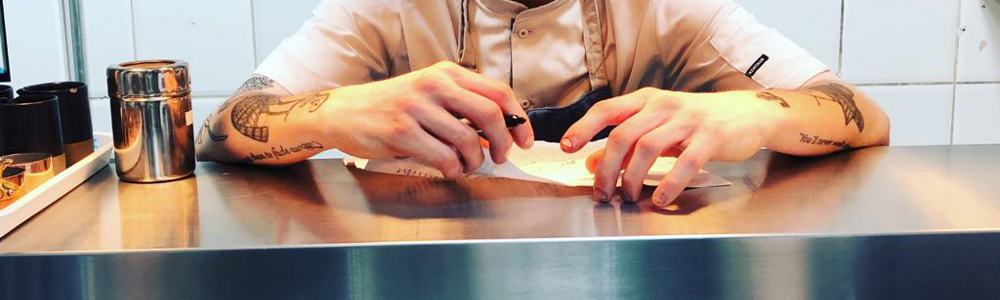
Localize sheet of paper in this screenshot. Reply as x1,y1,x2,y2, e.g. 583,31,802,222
344,140,731,188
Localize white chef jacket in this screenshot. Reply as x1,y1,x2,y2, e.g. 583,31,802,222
256,0,828,109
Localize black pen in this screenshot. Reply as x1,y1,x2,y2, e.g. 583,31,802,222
503,114,527,128
472,114,526,137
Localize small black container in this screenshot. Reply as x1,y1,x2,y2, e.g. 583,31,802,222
0,94,66,172
18,82,94,166
0,85,13,101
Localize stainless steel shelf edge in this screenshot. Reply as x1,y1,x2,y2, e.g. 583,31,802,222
2,232,998,299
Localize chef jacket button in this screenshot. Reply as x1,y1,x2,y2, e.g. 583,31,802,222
517,28,530,38
520,99,534,109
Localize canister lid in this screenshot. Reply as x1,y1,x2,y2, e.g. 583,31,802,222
107,59,190,98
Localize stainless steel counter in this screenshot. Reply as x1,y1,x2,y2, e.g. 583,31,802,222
1,145,999,299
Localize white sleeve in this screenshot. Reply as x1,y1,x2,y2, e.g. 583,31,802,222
255,0,397,94
656,0,828,91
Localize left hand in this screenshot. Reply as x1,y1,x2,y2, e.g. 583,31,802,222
561,88,785,207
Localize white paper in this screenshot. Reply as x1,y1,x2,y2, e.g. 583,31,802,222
344,140,732,188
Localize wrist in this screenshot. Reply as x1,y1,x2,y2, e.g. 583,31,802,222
304,89,342,151
740,90,791,145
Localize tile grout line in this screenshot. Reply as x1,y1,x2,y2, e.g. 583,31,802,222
249,0,259,68
128,0,138,60
837,0,845,75
58,0,71,80
949,0,965,145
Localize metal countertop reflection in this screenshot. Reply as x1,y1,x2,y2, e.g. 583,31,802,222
1,145,998,299
2,145,999,251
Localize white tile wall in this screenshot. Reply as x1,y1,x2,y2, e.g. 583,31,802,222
954,84,1000,144
736,0,842,73
131,0,256,96
4,0,68,89
88,100,111,135
863,85,954,146
842,0,960,84
80,0,134,98
251,0,322,66
957,0,1000,82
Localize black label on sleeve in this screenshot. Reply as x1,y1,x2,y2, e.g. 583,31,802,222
745,54,770,78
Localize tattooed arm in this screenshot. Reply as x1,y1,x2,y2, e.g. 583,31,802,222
197,62,533,170
196,74,333,165
755,71,890,156
563,71,890,207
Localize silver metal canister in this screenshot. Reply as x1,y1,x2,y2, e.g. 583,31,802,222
107,59,195,183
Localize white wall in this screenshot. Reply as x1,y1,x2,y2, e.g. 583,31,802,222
9,0,1000,146
4,0,69,89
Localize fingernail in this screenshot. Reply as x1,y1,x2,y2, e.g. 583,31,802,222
593,187,609,203
560,137,573,150
651,191,669,207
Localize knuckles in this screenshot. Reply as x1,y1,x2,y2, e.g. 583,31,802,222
384,117,416,140
431,60,461,72
607,129,633,147
412,72,449,95
636,87,660,97
635,136,662,157
455,128,480,147
478,104,503,121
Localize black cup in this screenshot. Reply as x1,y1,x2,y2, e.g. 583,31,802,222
0,85,12,102
18,82,94,165
0,94,66,172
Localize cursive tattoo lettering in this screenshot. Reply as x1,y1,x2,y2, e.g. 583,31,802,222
799,132,851,150
244,141,325,162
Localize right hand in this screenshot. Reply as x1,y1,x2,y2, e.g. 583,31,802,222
321,61,534,178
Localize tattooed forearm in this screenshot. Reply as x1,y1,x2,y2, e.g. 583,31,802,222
197,113,229,145
755,91,790,108
230,91,330,142
799,132,851,150
236,74,277,93
205,122,229,142
218,75,281,113
200,75,275,145
244,141,325,162
806,82,865,133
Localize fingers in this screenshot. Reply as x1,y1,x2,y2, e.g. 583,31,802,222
386,119,465,179
651,136,718,207
592,111,668,203
620,123,693,203
561,95,647,153
432,84,515,164
585,148,603,174
444,63,534,148
409,102,485,173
